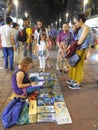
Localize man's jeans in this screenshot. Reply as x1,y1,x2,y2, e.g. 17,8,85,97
3,47,14,70
24,43,32,58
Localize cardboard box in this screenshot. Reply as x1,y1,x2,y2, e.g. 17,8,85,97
29,100,37,123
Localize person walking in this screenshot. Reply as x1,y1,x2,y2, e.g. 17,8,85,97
23,17,32,58
49,26,57,49
12,22,20,64
0,17,15,71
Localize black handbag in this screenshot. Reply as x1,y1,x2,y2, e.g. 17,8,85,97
68,50,85,67
68,53,80,67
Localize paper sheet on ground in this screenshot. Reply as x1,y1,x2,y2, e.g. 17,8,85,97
33,81,45,87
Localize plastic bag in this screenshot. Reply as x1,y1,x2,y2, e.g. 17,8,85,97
1,98,26,128
16,105,29,125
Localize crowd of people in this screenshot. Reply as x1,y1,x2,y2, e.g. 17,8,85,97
0,13,94,95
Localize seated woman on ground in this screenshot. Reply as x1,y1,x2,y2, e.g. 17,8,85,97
12,57,38,96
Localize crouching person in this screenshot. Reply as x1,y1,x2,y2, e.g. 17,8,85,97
12,57,37,96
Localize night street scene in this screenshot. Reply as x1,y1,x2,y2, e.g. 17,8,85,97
0,0,98,130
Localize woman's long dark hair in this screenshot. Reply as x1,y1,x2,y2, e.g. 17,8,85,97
71,22,79,35
37,20,46,33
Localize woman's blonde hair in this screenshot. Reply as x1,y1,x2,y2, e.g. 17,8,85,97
19,57,33,66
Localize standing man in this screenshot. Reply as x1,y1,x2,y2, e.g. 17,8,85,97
23,17,32,58
0,17,15,71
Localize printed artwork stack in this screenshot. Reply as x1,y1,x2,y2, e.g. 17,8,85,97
28,72,72,124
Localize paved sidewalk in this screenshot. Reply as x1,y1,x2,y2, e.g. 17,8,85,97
0,48,98,130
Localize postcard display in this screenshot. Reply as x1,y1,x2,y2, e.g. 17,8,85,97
28,72,72,125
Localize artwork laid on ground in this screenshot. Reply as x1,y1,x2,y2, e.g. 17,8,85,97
1,72,72,128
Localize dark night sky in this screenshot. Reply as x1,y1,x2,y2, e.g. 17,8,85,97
0,0,68,25
24,0,68,25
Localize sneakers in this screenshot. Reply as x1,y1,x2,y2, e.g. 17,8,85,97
68,83,81,89
66,80,76,85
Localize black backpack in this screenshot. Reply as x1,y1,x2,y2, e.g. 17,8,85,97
18,28,27,42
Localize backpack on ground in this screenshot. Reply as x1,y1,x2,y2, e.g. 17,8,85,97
18,28,27,42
